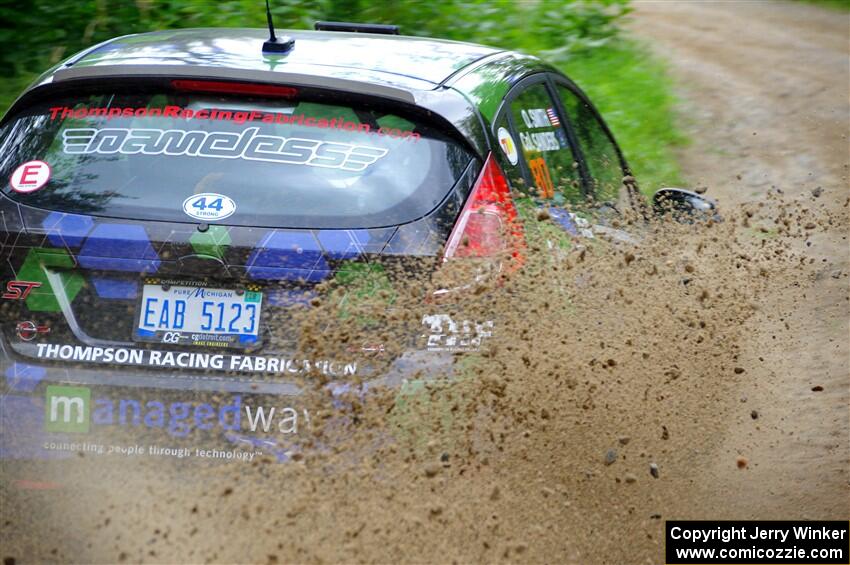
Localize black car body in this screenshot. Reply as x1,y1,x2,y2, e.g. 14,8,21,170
0,27,638,463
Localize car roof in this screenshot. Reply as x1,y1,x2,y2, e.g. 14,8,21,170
66,28,504,87
5,28,554,158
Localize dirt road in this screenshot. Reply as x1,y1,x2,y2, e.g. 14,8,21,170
629,0,849,519
1,2,847,563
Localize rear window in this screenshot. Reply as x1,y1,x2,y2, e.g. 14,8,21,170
0,90,474,228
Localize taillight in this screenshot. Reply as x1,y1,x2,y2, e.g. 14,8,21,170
171,80,298,98
444,153,525,270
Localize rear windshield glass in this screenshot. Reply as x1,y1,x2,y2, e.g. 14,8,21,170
0,90,474,228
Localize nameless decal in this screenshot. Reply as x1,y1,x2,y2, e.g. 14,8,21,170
61,127,389,172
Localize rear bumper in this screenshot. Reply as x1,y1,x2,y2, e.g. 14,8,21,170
1,335,456,393
0,335,457,464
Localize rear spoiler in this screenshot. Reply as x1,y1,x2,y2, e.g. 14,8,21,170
2,65,490,160
52,64,417,104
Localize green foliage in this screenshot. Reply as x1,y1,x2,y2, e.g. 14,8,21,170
0,0,323,112
558,41,687,192
0,0,627,112
796,0,850,10
342,0,629,53
0,0,683,192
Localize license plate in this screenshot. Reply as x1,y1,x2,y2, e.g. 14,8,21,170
135,283,263,348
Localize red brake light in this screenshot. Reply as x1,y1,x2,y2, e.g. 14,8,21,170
171,80,298,98
444,153,525,269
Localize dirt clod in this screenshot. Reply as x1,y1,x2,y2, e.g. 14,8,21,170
649,463,660,479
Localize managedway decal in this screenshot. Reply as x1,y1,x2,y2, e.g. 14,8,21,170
44,385,306,438
61,127,388,172
39,385,307,462
34,343,357,376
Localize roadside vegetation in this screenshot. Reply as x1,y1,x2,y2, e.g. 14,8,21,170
798,0,850,10
0,0,685,192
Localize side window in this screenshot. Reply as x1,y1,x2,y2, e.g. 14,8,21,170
497,82,583,204
557,85,624,204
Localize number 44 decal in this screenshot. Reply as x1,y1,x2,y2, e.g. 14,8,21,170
182,193,236,221
193,196,224,212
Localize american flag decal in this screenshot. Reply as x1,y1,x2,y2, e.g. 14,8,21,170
546,108,561,127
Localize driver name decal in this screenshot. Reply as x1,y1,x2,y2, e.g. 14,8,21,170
61,127,389,172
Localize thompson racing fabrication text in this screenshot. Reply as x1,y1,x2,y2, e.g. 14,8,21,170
32,343,358,376
49,105,422,139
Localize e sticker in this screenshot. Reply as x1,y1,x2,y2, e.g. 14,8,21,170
497,127,518,166
10,160,51,193
182,193,237,221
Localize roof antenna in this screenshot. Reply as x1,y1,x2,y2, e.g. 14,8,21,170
263,0,294,53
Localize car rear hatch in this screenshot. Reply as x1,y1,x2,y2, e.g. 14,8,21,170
0,81,482,377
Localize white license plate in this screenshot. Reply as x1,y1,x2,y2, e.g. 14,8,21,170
135,284,263,348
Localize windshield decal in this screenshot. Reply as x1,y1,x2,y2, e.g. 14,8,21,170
49,106,421,140
520,107,561,129
182,193,236,221
10,160,51,193
517,106,569,153
497,127,518,166
519,130,566,153
61,127,389,172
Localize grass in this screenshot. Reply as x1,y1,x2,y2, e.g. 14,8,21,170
797,0,850,10
555,40,687,194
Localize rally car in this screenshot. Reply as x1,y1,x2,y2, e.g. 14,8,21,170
0,24,714,462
